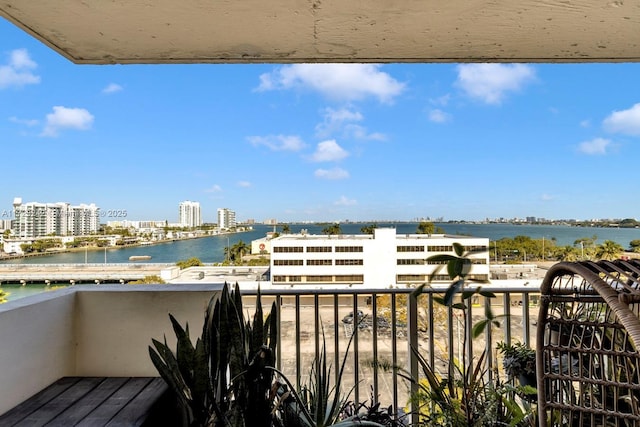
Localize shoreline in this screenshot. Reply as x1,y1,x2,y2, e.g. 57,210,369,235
0,230,247,262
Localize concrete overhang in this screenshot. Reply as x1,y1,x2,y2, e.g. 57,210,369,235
1,0,639,65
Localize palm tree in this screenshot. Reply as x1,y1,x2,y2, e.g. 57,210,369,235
231,240,251,263
360,223,377,234
596,240,624,261
281,224,291,234
321,223,341,235
557,246,579,261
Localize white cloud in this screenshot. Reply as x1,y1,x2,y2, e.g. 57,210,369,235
428,109,452,123
456,64,536,105
237,181,251,188
580,120,591,128
41,106,94,137
578,138,612,155
314,167,350,180
102,83,123,94
316,107,363,138
541,193,555,201
311,140,349,162
603,103,640,135
9,116,39,127
334,195,357,206
343,124,386,141
315,107,385,140
205,184,223,193
247,135,306,151
0,49,40,89
256,64,405,103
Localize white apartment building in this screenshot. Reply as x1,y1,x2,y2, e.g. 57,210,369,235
12,198,99,238
217,208,236,230
269,228,490,288
179,201,202,228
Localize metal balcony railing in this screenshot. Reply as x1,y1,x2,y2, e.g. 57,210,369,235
241,285,540,424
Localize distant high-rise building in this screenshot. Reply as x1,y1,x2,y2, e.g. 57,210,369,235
217,208,236,230
12,197,99,238
178,201,202,228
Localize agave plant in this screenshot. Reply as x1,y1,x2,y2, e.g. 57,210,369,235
149,282,278,427
272,326,388,427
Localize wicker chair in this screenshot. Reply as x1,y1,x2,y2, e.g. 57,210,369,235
537,259,640,427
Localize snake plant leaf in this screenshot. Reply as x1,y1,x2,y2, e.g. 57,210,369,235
267,301,278,356
191,337,209,414
169,314,195,385
252,286,264,355
148,345,192,412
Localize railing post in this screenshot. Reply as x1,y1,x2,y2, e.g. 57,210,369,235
522,293,530,346
408,289,419,426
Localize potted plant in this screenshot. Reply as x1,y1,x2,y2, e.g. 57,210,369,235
496,341,537,390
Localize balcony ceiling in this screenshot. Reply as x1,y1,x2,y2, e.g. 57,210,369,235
1,0,639,64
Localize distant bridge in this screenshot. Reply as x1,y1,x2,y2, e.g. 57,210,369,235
0,263,175,284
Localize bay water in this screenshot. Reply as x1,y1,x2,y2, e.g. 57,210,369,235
2,222,639,265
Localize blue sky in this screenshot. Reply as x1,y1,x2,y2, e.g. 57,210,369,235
2,18,640,224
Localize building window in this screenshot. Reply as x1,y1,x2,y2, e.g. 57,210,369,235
273,260,303,266
335,275,364,283
335,259,363,266
307,246,332,252
397,245,424,252
468,274,489,281
470,259,487,264
273,275,302,282
307,259,332,266
396,274,426,282
335,246,363,253
431,274,452,281
397,259,426,265
305,275,333,282
273,246,303,253
427,245,454,252
426,260,448,265
465,245,488,252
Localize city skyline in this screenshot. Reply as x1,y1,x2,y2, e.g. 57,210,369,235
2,19,640,222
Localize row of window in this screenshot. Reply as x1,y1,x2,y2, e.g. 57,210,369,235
274,259,364,266
274,258,486,266
272,275,365,283
271,273,489,284
396,274,489,282
273,246,364,253
273,245,487,254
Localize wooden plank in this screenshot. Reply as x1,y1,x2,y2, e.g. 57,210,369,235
44,377,129,427
105,378,168,427
13,377,103,427
75,378,151,427
0,377,81,425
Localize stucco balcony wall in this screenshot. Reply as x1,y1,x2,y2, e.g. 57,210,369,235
0,284,223,415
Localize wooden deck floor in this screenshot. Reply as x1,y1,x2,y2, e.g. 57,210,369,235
0,377,169,427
